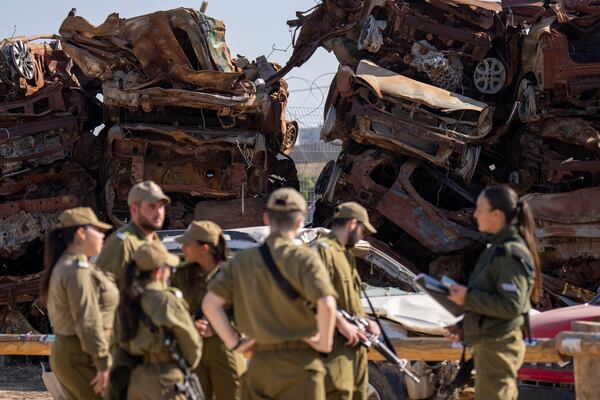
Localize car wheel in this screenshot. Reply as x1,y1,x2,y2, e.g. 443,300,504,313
368,362,409,400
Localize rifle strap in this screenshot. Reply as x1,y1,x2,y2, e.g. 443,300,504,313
361,285,396,356
523,312,533,343
258,243,301,301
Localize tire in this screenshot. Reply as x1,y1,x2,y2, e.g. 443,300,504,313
368,362,409,400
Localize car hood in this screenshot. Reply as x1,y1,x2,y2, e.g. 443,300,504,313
364,292,461,336
530,303,600,338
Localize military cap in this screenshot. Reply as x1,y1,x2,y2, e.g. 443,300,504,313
333,202,377,234
58,207,112,231
134,241,180,272
266,188,306,212
176,220,222,246
127,180,171,206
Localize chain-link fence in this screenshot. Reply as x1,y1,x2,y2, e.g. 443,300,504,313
287,106,340,223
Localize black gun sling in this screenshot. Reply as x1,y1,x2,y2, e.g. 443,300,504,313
258,243,301,301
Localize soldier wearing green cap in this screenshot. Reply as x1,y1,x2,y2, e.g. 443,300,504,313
118,241,202,400
41,207,117,400
317,202,379,400
95,180,170,400
172,220,245,400
202,188,338,400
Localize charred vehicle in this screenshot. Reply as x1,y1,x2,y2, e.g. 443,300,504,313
0,36,102,261
273,0,600,314
0,7,299,332
59,8,299,229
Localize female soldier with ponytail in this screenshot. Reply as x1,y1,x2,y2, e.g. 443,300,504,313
41,207,117,399
447,185,542,400
118,240,202,400
172,220,246,400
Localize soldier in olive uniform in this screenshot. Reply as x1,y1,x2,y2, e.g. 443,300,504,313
202,188,338,400
172,220,246,400
96,180,170,400
41,207,118,399
317,202,380,400
447,185,542,400
118,241,202,400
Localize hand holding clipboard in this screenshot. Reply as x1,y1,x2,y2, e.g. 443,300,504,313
413,274,464,317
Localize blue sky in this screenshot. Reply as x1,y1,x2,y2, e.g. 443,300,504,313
0,1,338,114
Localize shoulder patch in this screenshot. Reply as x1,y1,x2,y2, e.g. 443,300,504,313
116,231,130,241
318,241,330,249
168,287,183,299
75,255,89,269
501,283,518,293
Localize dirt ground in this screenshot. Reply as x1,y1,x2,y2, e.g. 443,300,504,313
0,365,51,400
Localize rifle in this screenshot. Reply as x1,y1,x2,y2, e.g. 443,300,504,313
164,332,206,400
338,308,421,384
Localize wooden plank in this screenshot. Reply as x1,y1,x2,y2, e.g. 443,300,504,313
368,337,562,363
0,334,53,356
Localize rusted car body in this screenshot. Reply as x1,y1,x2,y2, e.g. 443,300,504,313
271,0,513,99
516,9,600,122
274,0,600,312
58,8,298,230
0,8,299,324
0,35,102,260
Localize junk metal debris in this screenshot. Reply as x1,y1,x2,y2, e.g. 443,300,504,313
0,8,298,306
1,1,600,321
274,0,600,310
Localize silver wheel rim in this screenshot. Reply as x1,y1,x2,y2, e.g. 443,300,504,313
473,58,506,94
10,40,35,80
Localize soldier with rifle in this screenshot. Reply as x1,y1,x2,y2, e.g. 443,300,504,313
117,240,203,400
316,202,381,400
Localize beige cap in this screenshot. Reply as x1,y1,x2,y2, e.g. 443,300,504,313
333,202,377,234
127,181,171,206
266,188,306,212
133,241,180,272
176,220,222,246
58,207,112,231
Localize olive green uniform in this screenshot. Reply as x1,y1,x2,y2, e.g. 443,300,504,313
463,226,535,400
208,233,337,400
172,263,245,400
96,222,159,284
317,232,368,400
121,280,202,400
96,222,159,400
47,252,118,400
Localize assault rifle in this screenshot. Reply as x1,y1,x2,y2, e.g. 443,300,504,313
164,332,206,400
338,308,421,384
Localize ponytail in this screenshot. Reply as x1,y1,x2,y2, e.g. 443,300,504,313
515,201,542,302
198,234,228,264
482,185,542,303
118,261,151,341
40,226,80,306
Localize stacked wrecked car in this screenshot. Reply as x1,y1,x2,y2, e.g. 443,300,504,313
0,8,299,328
60,8,299,229
273,0,600,310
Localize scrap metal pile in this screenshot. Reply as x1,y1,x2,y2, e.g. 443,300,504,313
270,0,600,309
0,8,298,321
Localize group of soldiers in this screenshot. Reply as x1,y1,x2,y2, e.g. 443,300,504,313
44,180,381,400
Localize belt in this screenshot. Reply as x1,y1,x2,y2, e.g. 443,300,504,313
144,353,173,365
254,341,311,352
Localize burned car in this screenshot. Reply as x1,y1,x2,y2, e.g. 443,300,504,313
58,7,300,229
0,7,301,333
272,0,600,310
0,36,102,260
